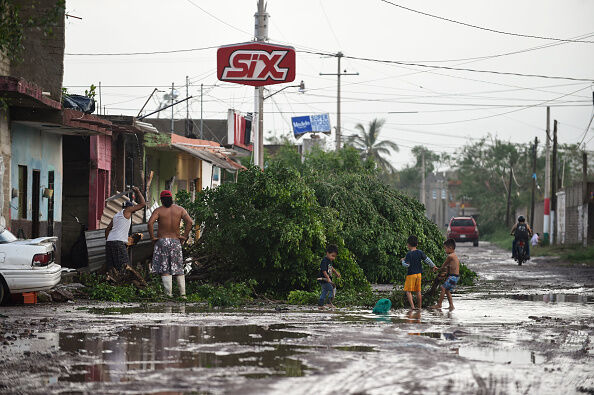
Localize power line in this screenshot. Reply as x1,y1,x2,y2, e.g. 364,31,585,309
65,45,220,56
184,0,252,37
382,85,593,126
379,0,594,44
298,50,594,82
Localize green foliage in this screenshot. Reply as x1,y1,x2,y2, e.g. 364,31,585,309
287,290,318,305
177,163,369,296
79,274,255,306
0,0,65,63
345,118,399,173
185,280,256,307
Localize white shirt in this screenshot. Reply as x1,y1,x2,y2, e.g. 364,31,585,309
106,209,131,243
530,234,539,246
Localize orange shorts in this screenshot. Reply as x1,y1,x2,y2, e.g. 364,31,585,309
404,273,422,292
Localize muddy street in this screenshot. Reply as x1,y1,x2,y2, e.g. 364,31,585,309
1,243,593,394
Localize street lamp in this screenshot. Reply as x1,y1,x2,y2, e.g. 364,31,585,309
255,81,305,168
263,80,305,100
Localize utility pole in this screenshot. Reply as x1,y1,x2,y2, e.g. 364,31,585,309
185,76,190,137
583,152,588,247
421,151,426,207
98,81,102,115
530,137,538,230
543,106,551,245
551,120,558,245
253,0,268,169
200,83,204,140
320,52,358,151
171,82,175,133
505,158,514,228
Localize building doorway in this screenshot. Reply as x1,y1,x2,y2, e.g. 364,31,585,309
31,170,40,238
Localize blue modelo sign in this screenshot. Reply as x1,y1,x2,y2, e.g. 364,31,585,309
292,114,331,137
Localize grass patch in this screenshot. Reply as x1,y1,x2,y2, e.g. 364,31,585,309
482,228,512,251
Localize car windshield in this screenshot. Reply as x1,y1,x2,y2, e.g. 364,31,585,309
0,227,18,243
451,219,475,227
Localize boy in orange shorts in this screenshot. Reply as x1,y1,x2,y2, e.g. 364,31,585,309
401,235,436,310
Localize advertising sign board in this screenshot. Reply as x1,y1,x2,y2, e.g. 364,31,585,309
291,113,331,138
217,42,296,87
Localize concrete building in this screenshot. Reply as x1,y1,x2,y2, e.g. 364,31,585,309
423,172,449,229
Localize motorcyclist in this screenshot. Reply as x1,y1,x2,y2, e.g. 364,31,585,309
510,216,533,260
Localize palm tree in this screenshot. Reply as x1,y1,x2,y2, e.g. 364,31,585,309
347,118,399,173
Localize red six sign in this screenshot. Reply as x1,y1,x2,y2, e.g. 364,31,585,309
217,42,296,87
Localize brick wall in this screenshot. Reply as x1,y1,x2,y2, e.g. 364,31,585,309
8,0,65,100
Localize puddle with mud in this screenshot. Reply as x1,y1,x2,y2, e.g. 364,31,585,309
458,346,545,365
509,293,594,304
5,324,312,383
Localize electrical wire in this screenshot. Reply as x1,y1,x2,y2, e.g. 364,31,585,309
65,45,220,56
184,0,252,37
299,50,594,82
379,0,594,44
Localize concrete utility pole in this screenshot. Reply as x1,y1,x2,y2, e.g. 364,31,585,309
551,120,558,244
171,82,175,133
254,0,268,169
186,76,190,137
530,137,538,229
200,83,204,139
544,106,551,245
421,151,426,206
505,158,514,228
320,52,358,151
583,152,588,247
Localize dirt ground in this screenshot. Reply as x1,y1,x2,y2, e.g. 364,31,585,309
1,242,593,394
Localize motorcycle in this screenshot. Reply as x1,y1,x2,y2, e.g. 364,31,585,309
515,240,528,266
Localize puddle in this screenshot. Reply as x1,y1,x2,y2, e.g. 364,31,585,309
408,332,458,340
509,293,594,304
6,324,311,382
458,346,545,365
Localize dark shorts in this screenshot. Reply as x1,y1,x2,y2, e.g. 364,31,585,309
151,238,184,275
106,241,129,270
442,275,459,292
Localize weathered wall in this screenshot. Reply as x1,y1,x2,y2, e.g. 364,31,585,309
9,0,65,100
0,112,11,229
10,123,63,224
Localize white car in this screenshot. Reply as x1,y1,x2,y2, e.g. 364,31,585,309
0,227,62,303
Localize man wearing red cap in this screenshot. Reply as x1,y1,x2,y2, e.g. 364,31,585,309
147,190,194,298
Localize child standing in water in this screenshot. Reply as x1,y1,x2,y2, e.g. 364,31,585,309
401,235,436,310
318,244,341,309
431,238,460,311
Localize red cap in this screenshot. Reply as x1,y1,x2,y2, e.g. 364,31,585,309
160,190,172,198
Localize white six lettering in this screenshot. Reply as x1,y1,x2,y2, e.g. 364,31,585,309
221,50,289,81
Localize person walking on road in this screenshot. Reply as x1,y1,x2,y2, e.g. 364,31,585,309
105,186,146,271
147,190,194,298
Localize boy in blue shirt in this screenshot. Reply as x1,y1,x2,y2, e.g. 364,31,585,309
318,244,341,309
401,235,436,309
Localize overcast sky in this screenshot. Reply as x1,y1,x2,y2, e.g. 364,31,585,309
63,0,594,169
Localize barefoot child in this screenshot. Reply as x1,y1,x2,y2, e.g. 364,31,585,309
431,238,460,310
318,244,341,308
401,235,436,310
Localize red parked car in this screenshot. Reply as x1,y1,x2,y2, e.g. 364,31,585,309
447,217,479,247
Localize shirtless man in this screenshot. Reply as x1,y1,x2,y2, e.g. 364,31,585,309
147,190,193,298
430,238,460,310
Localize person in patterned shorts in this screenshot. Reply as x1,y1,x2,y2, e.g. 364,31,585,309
147,190,193,298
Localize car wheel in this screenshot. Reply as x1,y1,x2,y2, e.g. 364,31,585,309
473,240,479,247
0,276,7,305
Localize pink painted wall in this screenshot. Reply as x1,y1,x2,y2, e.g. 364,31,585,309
88,135,111,230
